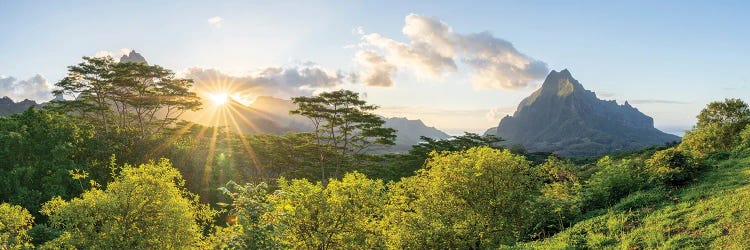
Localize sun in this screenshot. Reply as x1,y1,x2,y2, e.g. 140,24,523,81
207,93,229,106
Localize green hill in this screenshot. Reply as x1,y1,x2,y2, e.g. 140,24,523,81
519,153,750,249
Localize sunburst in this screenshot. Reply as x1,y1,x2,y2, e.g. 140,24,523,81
207,93,229,106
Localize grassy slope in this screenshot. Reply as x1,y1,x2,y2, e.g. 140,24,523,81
518,155,750,249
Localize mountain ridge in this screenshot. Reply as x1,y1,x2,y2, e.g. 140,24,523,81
486,69,680,157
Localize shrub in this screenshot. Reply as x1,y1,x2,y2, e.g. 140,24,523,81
582,157,648,210
645,148,700,185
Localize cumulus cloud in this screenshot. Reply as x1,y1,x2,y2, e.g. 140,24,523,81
355,50,396,87
184,63,353,99
0,74,54,102
93,48,133,60
208,16,224,28
356,14,548,89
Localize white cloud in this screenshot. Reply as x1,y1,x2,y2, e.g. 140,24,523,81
361,32,456,79
208,16,224,28
356,14,548,89
355,50,396,87
0,74,54,102
485,106,515,121
185,63,354,99
93,48,133,60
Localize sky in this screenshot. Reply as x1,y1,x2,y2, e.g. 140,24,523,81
2,1,749,135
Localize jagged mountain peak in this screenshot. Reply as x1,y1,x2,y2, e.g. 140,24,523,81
0,96,14,105
120,50,147,64
488,69,680,157
540,69,585,97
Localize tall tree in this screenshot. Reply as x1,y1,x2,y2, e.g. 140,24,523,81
52,56,201,139
52,56,117,134
291,90,396,181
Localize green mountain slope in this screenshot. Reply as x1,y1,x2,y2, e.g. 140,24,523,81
519,154,750,249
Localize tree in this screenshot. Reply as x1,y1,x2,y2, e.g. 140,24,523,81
270,172,387,249
0,108,102,217
681,98,750,156
407,132,503,167
52,56,117,134
0,203,34,249
696,98,750,133
534,156,583,238
41,159,210,249
216,182,281,249
384,147,540,249
291,90,396,181
53,56,201,139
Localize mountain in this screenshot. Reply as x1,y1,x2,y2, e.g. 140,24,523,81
382,117,451,152
120,50,147,64
485,69,680,157
181,96,450,152
0,97,43,116
181,96,313,134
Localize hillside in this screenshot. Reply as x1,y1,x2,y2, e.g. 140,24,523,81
521,154,750,249
486,69,680,157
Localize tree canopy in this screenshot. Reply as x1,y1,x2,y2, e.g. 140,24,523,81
53,56,201,139
40,159,209,249
291,89,396,181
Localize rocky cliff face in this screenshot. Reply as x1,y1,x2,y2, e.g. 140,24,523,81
487,69,680,157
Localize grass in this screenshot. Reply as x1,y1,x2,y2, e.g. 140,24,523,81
517,155,750,249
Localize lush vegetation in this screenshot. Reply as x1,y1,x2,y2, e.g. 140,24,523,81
2,57,750,249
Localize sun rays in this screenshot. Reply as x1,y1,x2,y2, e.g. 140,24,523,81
207,93,229,106
176,76,271,187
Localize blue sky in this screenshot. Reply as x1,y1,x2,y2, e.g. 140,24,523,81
2,1,749,135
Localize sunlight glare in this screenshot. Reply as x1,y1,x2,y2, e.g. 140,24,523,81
208,93,229,106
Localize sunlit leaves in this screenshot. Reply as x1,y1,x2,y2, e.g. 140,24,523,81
41,159,205,249
384,147,540,248
0,203,34,249
271,172,387,249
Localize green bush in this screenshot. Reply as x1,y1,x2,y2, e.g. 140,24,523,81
582,157,649,210
645,148,700,185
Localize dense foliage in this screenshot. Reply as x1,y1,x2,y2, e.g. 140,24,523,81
40,159,210,249
0,203,34,249
3,57,750,248
0,109,103,218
